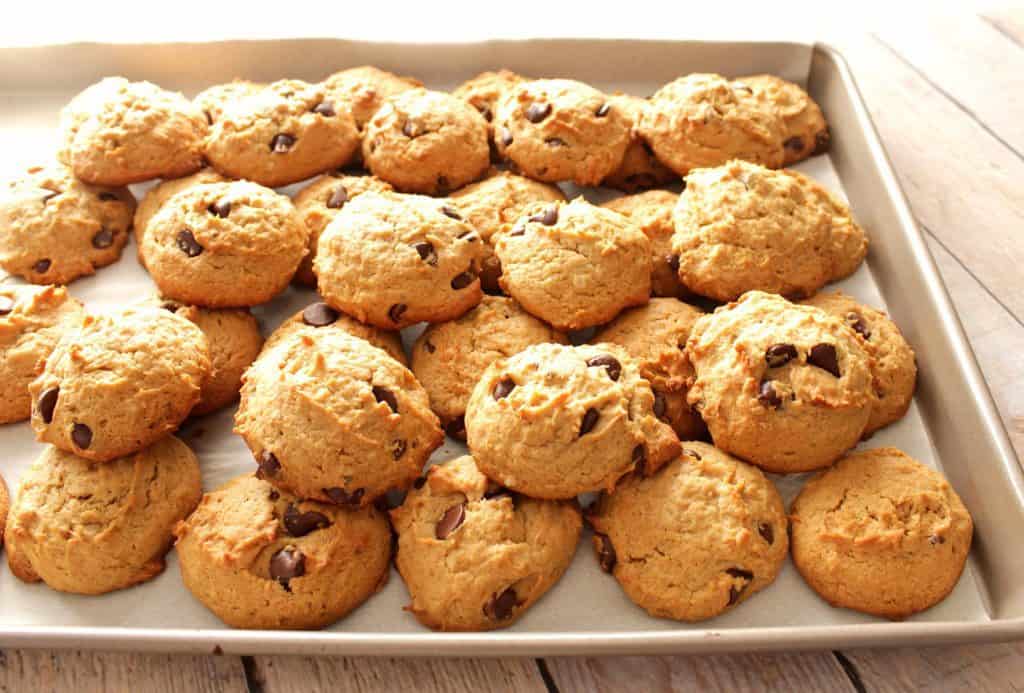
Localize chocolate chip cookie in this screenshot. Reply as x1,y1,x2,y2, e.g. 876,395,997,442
175,474,392,629
321,65,423,130
391,454,581,631
133,167,228,259
601,189,688,299
453,69,528,153
264,302,408,366
588,441,788,621
0,163,135,284
601,94,676,192
736,74,829,165
193,79,263,125
465,342,680,499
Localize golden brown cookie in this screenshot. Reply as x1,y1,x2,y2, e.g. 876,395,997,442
736,74,829,165
601,94,676,192
321,65,423,130
175,474,392,630
602,189,688,299
790,447,973,619
453,70,528,156
133,168,228,258
264,302,407,366
193,80,263,125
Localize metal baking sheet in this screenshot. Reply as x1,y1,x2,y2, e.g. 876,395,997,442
0,38,1021,656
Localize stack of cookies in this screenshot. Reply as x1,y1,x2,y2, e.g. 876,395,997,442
0,63,973,630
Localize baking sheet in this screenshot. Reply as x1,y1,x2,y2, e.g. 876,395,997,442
0,39,1018,655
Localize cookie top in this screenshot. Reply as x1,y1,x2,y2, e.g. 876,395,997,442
638,73,785,176
291,172,393,287
493,78,630,186
391,454,581,631
453,69,527,126
601,94,677,192
588,441,788,622
362,89,490,195
193,80,263,125
321,65,423,130
142,180,308,308
737,75,829,165
465,342,680,499
314,191,485,329
204,79,360,187
235,328,442,506
264,302,408,366
0,163,135,284
790,447,973,619
686,291,874,473
174,474,392,630
6,436,201,595
602,189,686,299
494,198,651,331
0,285,85,424
28,305,210,462
447,170,565,293
594,298,706,440
671,160,868,301
411,295,567,438
133,168,228,256
58,77,207,185
802,292,916,434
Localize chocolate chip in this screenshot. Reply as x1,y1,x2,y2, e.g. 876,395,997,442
765,343,798,368
529,205,558,226
257,451,281,478
930,534,946,545
268,489,280,501
91,228,114,249
392,439,406,459
441,205,462,221
204,110,213,125
757,380,782,409
813,128,831,155
283,504,331,537
413,476,427,490
312,101,336,116
579,408,599,436
846,312,871,339
758,522,774,545
444,415,466,439
206,199,231,218
37,387,59,423
726,567,754,605
388,303,407,324
526,102,551,122
586,354,621,381
808,343,840,377
423,340,436,354
653,391,667,420
477,104,492,121
98,191,119,202
596,533,617,572
373,386,399,413
492,378,515,400
413,241,437,266
323,487,364,506
0,295,13,316
402,121,419,138
500,128,513,147
435,503,466,539
270,133,296,153
545,137,567,147
450,271,475,290
327,184,349,209
302,302,339,326
783,136,805,152
41,189,60,204
269,547,305,588
595,102,610,117
176,230,203,257
457,230,477,241
484,587,520,620
160,300,181,312
71,423,92,449
667,254,680,274
33,259,51,274
682,448,702,460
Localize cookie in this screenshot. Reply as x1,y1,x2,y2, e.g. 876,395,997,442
0,285,85,424
736,75,829,165
204,79,360,187
391,455,581,631
314,191,485,329
235,328,443,507
453,69,528,154
321,65,423,130
493,78,630,186
465,342,680,499
638,73,785,176
141,180,308,308
133,168,228,255
686,291,874,473
595,298,706,440
291,172,393,287
671,160,868,301
802,291,916,434
601,94,676,192
193,80,263,125
175,474,391,630
264,302,408,366
447,170,565,293
588,441,788,622
28,305,210,462
6,436,201,595
362,89,490,195
494,198,651,331
790,447,973,619
0,163,135,284
411,296,568,439
58,77,207,185
601,189,687,299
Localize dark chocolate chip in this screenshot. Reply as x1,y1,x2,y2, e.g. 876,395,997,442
327,184,349,209
323,487,364,506
97,191,119,202
91,228,114,249
441,205,462,221
477,104,492,121
586,354,621,381
388,303,407,324
653,391,667,420
812,128,831,155
71,423,92,449
526,102,551,122
500,128,513,147
783,136,805,153
302,302,339,327
808,343,840,377
176,230,203,257
545,137,567,147
758,522,774,545
268,489,280,501
37,387,59,423
595,102,610,117
373,386,399,413
423,340,436,354
492,378,516,400
283,504,331,537
270,133,296,153
33,259,51,274
435,503,466,539
257,451,281,478
757,380,783,409
451,271,476,290
41,189,60,203
726,567,754,605
0,295,13,316
444,415,466,439
667,254,680,274
392,439,407,460
484,587,520,620
596,533,617,572
269,547,305,588
846,312,871,339
579,408,599,436
930,534,946,545
414,241,438,266
204,110,213,125
413,476,427,490
765,343,798,368
529,205,558,226
312,100,336,116
208,199,232,218
160,300,181,312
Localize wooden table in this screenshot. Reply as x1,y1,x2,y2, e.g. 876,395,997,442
3,6,1024,691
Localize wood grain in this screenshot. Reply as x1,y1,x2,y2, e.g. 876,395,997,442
845,641,1024,692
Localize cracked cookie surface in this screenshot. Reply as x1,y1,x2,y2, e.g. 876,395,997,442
321,65,423,130
736,74,829,165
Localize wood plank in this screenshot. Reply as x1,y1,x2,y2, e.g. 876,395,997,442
251,656,548,693
844,641,1024,692
0,650,248,693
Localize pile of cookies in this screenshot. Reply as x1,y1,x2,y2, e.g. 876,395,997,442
0,65,973,631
